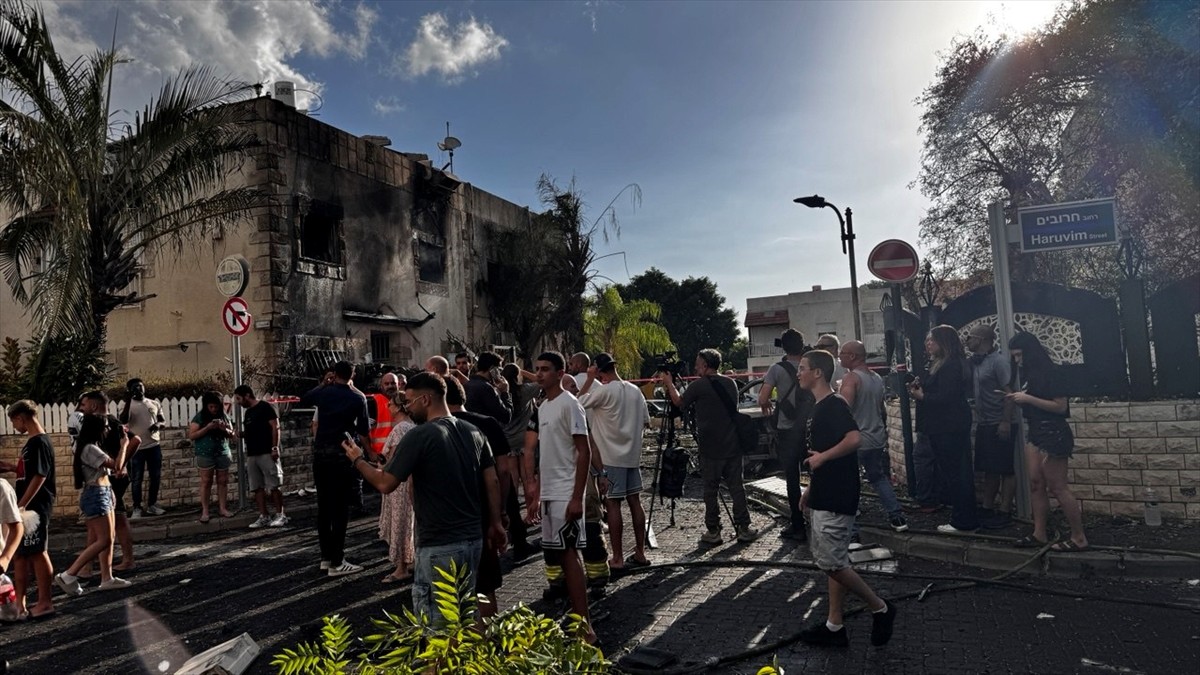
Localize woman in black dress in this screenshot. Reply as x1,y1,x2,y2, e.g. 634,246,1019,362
1007,332,1089,552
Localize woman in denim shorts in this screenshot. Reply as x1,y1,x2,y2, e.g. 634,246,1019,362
1007,332,1089,553
188,391,235,523
54,415,132,596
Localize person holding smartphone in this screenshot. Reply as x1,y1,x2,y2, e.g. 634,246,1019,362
187,391,235,523
464,351,513,425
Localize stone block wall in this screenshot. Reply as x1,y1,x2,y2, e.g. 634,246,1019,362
0,417,315,518
885,399,1200,522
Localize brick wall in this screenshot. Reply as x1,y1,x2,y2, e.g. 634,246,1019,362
885,399,1200,522
0,417,315,517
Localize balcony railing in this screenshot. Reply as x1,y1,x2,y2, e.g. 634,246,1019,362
749,342,786,358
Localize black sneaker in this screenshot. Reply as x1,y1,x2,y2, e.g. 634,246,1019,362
870,600,897,646
798,623,849,648
779,526,807,542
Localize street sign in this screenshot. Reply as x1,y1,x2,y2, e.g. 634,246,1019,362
867,239,920,283
222,296,252,336
216,255,250,297
1018,197,1118,253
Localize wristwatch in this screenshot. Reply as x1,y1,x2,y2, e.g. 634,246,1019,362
590,467,608,478
271,446,281,452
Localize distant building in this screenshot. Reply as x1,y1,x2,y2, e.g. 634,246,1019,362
0,97,534,384
745,285,888,372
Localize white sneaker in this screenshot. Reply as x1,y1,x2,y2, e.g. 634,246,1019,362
145,505,166,516
129,508,143,520
97,577,132,591
319,560,332,571
268,513,289,528
248,515,271,529
327,561,363,577
54,572,84,597
937,523,976,534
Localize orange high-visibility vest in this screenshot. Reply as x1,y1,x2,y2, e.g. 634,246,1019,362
370,393,393,455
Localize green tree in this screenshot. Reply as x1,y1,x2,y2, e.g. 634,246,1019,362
583,286,673,375
915,0,1199,295
0,0,267,395
615,267,740,376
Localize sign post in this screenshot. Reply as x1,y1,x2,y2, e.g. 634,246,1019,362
990,202,1031,519
867,240,920,496
221,286,252,511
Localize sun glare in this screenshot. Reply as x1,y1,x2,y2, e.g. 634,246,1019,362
976,0,1063,38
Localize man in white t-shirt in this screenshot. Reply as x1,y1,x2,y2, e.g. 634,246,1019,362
578,352,651,571
522,350,596,646
0,478,24,621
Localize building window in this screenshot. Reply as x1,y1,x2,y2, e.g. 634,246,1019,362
370,331,392,363
298,197,343,264
861,310,884,335
815,322,838,336
415,236,446,285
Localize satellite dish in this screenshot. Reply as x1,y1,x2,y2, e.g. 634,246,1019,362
438,136,461,151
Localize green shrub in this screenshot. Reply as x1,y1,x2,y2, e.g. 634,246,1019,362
272,560,610,674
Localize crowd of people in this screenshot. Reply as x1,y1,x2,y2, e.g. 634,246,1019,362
0,325,1083,650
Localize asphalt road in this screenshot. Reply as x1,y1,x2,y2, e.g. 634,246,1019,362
1,487,1197,674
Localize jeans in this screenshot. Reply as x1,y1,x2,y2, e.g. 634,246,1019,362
775,427,808,531
701,455,751,531
130,444,162,509
313,453,354,565
859,447,903,517
413,538,483,627
928,430,979,530
912,432,941,506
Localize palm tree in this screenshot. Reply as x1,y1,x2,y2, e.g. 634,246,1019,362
0,0,267,362
583,286,672,375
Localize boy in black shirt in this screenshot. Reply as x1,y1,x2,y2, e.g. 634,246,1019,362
796,351,896,648
1,401,57,619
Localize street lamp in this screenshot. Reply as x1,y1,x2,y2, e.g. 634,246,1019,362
793,194,862,340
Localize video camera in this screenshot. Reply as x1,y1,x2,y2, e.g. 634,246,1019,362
652,351,685,378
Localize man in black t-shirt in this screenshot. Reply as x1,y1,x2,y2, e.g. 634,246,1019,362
795,350,896,650
235,385,286,529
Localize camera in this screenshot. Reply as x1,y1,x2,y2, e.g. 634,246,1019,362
653,351,685,377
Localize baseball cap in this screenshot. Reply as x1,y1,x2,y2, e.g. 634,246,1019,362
594,352,617,372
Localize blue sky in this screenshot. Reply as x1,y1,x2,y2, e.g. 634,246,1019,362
44,0,1063,326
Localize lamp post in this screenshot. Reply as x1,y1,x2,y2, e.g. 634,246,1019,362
794,195,862,340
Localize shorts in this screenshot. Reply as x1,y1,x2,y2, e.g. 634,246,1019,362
413,538,482,627
541,500,586,551
196,453,232,471
247,454,283,491
110,474,130,516
16,503,50,556
475,545,503,596
810,509,855,572
606,467,643,499
1027,418,1074,459
80,485,115,519
974,424,1016,475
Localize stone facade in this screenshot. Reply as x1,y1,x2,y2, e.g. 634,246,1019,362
0,415,314,518
886,399,1200,522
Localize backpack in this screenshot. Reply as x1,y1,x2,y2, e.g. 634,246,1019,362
659,446,689,498
772,358,799,427
709,376,759,456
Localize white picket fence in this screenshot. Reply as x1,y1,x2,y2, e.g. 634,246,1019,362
0,394,291,435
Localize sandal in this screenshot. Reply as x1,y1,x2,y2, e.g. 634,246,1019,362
1050,539,1089,553
381,573,412,584
624,555,651,568
198,515,211,524
1012,535,1048,549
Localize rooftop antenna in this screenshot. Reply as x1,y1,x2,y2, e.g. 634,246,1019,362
438,122,461,173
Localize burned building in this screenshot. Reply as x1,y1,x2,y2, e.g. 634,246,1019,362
0,96,534,384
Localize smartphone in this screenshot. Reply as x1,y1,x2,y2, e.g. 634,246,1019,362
343,431,357,445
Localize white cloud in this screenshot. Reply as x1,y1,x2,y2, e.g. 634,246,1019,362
39,0,375,113
401,13,507,83
372,96,405,116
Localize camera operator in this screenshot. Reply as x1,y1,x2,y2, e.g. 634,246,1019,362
658,349,758,546
759,329,814,542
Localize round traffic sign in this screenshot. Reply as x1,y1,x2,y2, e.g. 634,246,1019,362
867,239,920,283
215,255,250,297
222,296,252,336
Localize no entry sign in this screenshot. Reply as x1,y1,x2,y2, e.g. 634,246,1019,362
867,239,920,283
222,296,252,336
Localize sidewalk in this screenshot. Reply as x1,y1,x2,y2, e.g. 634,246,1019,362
745,476,1200,581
